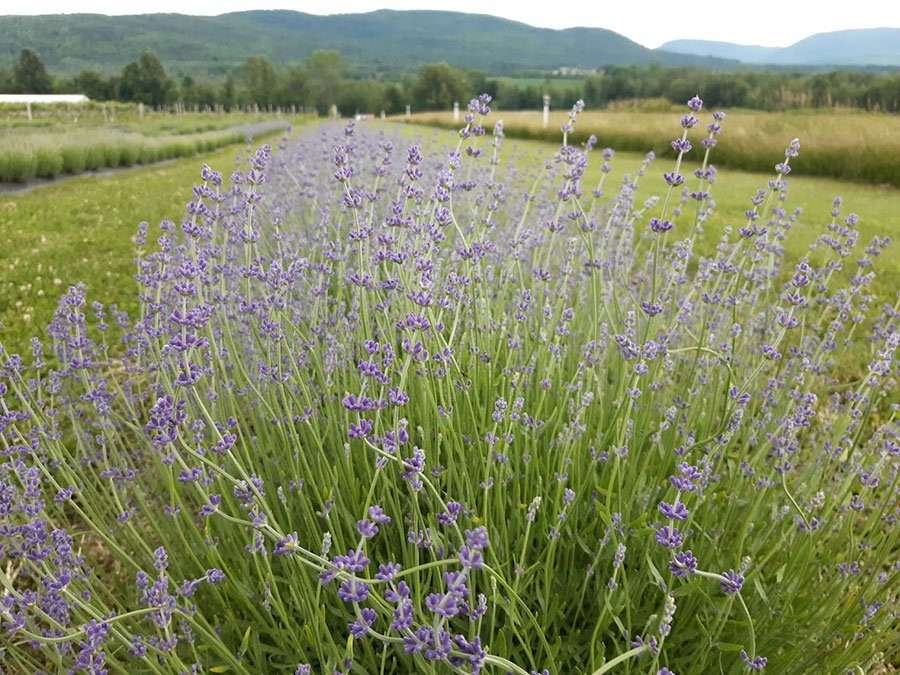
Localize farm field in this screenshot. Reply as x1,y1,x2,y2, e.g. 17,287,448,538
3,118,898,357
403,107,900,186
0,105,303,182
1,100,897,675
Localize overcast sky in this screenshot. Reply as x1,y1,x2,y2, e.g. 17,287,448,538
6,0,899,48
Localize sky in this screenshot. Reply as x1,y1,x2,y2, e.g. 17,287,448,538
5,0,900,48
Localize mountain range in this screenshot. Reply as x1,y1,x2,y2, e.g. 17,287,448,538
660,28,900,67
0,10,897,77
0,10,735,76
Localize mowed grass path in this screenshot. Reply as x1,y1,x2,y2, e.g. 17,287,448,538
2,121,898,357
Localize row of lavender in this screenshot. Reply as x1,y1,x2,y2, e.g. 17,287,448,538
1,96,896,674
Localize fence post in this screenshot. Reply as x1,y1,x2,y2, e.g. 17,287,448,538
405,104,411,121
542,94,550,129
453,101,459,122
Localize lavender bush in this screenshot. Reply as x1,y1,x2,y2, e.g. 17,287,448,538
1,95,896,674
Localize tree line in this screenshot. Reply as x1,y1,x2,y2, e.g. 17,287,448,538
3,48,900,114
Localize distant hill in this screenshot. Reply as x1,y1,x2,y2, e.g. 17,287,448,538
659,28,900,67
0,9,736,76
658,40,782,64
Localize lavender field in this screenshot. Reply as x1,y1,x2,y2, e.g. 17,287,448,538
0,96,896,674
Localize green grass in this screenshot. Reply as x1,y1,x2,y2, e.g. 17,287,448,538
2,122,897,360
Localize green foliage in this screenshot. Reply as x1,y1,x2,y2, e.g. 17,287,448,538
305,50,346,114
33,148,63,178
118,53,174,106
60,146,87,174
239,56,278,106
13,48,52,94
581,65,900,112
411,63,470,111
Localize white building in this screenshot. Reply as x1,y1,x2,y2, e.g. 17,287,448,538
0,94,90,104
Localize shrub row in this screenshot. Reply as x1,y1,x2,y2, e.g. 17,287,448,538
0,132,243,183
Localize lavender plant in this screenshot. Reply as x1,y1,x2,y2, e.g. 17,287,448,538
0,95,896,675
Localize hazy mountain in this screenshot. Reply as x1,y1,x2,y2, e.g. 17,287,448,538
0,9,733,76
658,40,781,64
659,28,900,66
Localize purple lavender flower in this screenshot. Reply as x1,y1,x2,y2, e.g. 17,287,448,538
338,579,370,603
655,525,684,549
348,607,376,638
659,501,689,521
357,519,379,539
368,505,391,524
650,218,674,234
376,562,400,581
720,570,745,595
740,650,768,671
669,550,698,578
274,532,299,556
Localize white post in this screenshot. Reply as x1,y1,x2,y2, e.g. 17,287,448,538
138,102,144,119
26,101,32,121
542,94,550,129
405,104,411,121
453,101,459,122
329,103,338,119
380,110,385,120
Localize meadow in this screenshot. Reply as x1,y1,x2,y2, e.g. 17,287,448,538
0,105,302,182
404,107,900,186
0,98,897,674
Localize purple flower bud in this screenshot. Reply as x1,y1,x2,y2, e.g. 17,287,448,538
659,501,689,521
655,525,684,549
357,519,378,539
740,650,768,671
274,533,299,556
671,138,693,154
669,550,698,578
720,570,744,594
650,218,674,234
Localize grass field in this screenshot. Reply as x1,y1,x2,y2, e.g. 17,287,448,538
1,119,897,358
402,108,900,186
